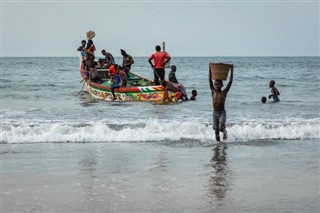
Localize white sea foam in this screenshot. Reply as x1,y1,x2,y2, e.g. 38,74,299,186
1,118,319,144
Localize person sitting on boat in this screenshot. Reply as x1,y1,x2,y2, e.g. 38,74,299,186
90,61,103,83
168,65,189,101
161,80,182,102
109,65,121,100
168,65,178,84
167,65,188,101
98,58,106,68
101,49,115,69
148,45,171,85
121,49,134,74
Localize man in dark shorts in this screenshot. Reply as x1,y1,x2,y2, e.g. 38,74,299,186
148,45,171,85
209,65,234,142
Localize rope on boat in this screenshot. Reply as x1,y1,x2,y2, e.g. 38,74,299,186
78,81,85,94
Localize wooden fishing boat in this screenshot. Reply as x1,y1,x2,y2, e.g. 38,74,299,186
80,64,166,101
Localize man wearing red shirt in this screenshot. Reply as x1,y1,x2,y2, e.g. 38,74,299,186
148,45,171,85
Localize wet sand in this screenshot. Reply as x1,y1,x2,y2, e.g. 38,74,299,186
1,140,319,213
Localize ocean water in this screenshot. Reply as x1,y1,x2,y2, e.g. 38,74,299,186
1,57,320,212
1,56,319,144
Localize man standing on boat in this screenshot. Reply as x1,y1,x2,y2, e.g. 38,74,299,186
148,45,171,85
101,49,115,69
121,49,134,74
85,31,96,71
77,40,86,66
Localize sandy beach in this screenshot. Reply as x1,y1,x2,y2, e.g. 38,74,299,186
1,140,319,213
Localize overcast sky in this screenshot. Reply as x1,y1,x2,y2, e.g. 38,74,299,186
1,1,319,57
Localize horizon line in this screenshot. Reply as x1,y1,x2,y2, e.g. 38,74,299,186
1,55,319,58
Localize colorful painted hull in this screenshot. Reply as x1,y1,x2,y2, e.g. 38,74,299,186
80,66,166,101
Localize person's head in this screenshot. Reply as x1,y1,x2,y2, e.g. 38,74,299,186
120,49,127,56
214,80,223,91
109,64,118,75
161,80,167,87
101,49,107,55
261,96,267,104
171,65,177,72
269,80,275,88
155,45,161,52
191,90,197,97
98,58,105,66
117,65,123,71
81,40,86,46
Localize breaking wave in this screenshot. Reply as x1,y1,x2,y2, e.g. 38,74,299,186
1,118,319,144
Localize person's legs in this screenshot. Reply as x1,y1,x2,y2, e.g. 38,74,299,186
219,110,227,140
159,68,165,82
111,86,119,100
111,88,116,100
154,69,160,85
213,111,220,142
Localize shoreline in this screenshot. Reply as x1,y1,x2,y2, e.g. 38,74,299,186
1,139,319,212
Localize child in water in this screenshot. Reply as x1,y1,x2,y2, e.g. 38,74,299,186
268,80,280,102
209,65,234,142
190,90,197,101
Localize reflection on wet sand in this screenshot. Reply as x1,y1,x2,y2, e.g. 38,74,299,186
208,143,230,203
150,151,169,190
78,148,100,205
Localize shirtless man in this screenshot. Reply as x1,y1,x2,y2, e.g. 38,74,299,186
120,49,134,74
161,80,182,102
168,65,178,84
268,80,280,102
101,49,115,69
209,65,233,142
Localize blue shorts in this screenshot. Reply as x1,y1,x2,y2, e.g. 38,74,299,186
213,110,226,130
